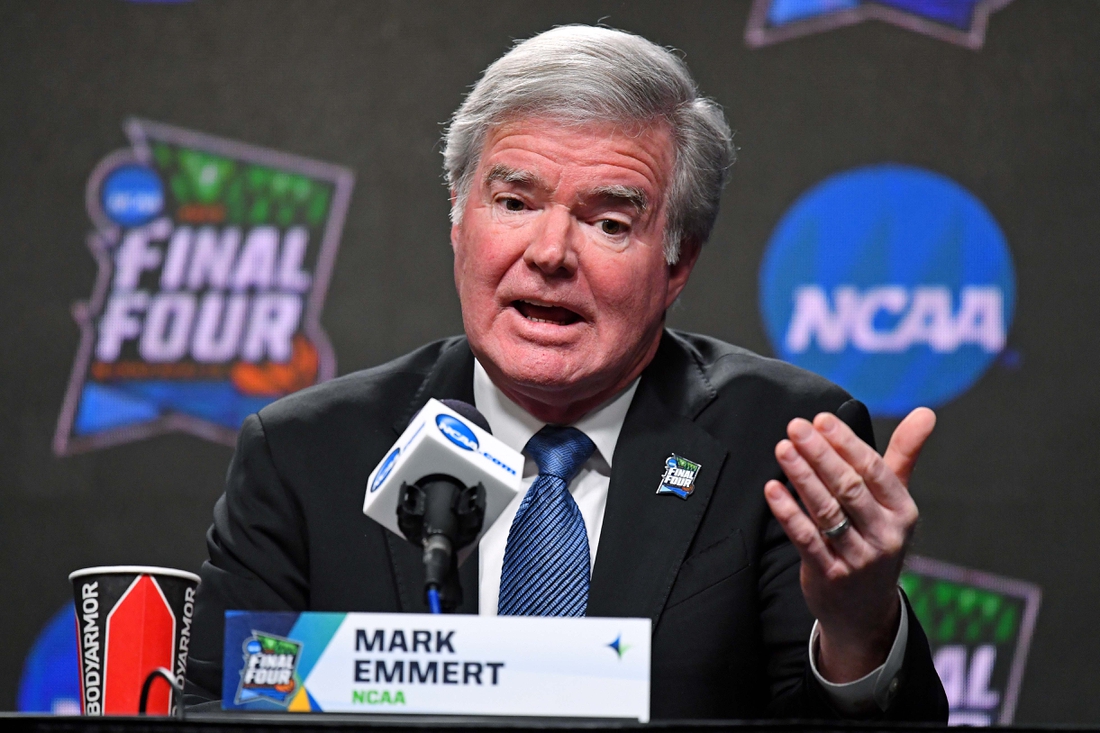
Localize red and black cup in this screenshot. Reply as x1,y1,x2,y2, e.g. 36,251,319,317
69,566,200,716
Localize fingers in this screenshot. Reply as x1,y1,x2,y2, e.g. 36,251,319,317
883,407,936,486
783,418,884,533
764,479,838,574
811,412,909,511
775,437,846,530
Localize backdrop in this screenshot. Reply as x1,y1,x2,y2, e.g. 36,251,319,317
2,0,1097,723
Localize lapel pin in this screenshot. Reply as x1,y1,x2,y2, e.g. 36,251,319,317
656,454,701,499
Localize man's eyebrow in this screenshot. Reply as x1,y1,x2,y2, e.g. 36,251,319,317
588,184,648,214
484,164,545,188
484,165,648,213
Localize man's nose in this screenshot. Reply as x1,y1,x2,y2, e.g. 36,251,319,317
523,205,579,276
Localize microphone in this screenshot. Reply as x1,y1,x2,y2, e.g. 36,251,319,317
363,398,522,612
439,398,492,432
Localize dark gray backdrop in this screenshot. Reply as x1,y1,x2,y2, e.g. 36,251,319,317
1,0,1097,721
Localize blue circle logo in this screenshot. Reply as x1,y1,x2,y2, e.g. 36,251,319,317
101,164,164,227
17,603,80,714
245,639,262,655
436,414,479,451
759,165,1015,417
370,447,400,492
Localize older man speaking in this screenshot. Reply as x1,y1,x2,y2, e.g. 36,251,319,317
185,26,948,720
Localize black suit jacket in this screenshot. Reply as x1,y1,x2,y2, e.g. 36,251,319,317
185,330,948,721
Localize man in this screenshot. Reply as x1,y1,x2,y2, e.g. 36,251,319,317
185,25,948,720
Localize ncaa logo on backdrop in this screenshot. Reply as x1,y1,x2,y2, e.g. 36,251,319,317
759,165,1015,417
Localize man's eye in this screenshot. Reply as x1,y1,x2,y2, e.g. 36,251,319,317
502,197,526,211
599,219,627,235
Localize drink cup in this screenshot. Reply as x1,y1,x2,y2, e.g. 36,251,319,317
69,566,199,716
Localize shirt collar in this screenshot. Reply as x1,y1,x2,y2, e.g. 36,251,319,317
472,359,639,468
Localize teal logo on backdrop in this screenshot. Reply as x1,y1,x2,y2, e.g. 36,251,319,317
744,0,1014,51
759,165,1015,417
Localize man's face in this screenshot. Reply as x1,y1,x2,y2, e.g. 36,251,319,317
451,117,699,419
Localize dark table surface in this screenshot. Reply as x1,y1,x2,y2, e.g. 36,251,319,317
1,713,1094,733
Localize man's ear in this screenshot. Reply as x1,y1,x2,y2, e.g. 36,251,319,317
665,238,702,309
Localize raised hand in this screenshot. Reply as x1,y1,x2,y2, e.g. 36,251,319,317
763,407,936,683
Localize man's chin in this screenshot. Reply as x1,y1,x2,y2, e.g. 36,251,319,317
476,336,599,396
471,327,661,422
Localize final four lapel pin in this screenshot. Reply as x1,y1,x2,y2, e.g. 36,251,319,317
656,454,701,499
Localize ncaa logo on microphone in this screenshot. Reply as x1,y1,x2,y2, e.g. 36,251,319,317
759,165,1016,417
436,414,479,452
370,448,400,492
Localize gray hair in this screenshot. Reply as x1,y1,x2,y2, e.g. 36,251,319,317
442,25,734,263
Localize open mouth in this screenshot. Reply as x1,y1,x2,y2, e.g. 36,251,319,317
511,299,583,326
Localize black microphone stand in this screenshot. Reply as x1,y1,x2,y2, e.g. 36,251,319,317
396,475,485,613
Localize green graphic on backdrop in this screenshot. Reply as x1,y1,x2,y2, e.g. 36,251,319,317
901,573,1023,646
151,142,333,228
901,556,1040,726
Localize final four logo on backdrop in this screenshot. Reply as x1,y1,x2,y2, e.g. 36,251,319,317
53,119,354,454
758,164,1015,417
900,556,1040,725
744,0,1014,50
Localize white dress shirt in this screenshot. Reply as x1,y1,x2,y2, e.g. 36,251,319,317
470,358,907,712
473,359,639,614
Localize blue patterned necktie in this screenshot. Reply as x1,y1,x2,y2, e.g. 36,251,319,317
497,425,596,617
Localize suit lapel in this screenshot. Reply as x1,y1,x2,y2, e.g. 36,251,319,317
587,332,728,624
385,338,481,614
390,337,476,434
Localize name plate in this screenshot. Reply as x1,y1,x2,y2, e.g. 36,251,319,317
222,611,651,721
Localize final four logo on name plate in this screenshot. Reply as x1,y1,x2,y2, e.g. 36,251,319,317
656,454,701,499
236,631,303,706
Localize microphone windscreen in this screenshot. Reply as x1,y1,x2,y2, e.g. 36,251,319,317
439,399,492,434
363,398,521,555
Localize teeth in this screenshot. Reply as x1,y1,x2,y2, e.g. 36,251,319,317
514,300,576,325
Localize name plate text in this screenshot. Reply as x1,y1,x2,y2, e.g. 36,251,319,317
222,611,650,721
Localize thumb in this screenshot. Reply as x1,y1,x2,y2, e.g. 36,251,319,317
884,407,936,486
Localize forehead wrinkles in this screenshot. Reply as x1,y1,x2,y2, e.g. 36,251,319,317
478,119,674,203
